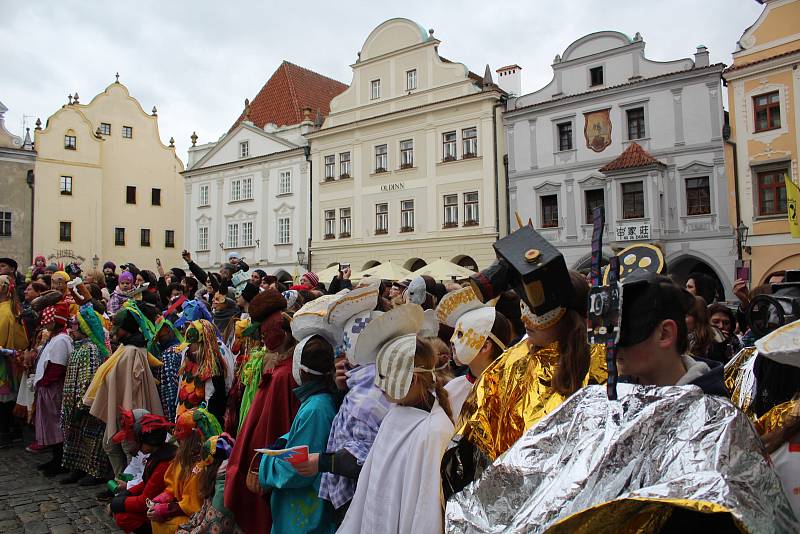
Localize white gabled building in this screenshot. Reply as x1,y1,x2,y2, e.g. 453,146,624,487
183,61,346,277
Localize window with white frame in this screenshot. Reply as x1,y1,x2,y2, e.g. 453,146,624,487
557,122,573,151
0,211,11,237
324,155,335,180
122,126,133,139
99,122,111,136
400,140,413,169
406,69,417,90
230,179,242,202
60,176,73,195
198,226,209,251
375,145,388,173
622,182,645,219
277,217,290,244
375,203,388,234
339,208,351,237
279,170,292,195
444,194,458,227
400,200,414,231
324,210,336,238
464,192,479,225
242,221,253,246
541,194,559,228
199,184,209,206
227,223,239,248
239,141,249,158
370,79,381,100
443,131,457,161
241,177,253,200
64,134,76,150
462,127,477,158
626,107,646,140
686,177,711,216
339,152,351,178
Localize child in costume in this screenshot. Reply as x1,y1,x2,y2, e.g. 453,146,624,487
176,319,229,423
147,405,222,534
108,271,135,315
150,318,184,423
110,408,176,534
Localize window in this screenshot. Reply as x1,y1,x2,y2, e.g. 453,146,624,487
400,140,413,169
126,186,136,204
230,179,241,202
239,141,249,158
324,155,336,181
339,152,351,178
757,170,788,216
401,200,414,232
585,189,605,224
376,203,388,234
64,135,76,150
60,176,73,195
198,227,209,251
371,79,381,100
462,127,478,158
199,184,209,206
590,66,604,86
277,217,290,244
165,229,175,248
622,182,645,219
541,195,559,228
230,177,251,201
99,123,111,135
375,144,388,173
241,177,252,200
242,222,253,247
754,91,781,132
443,131,457,161
626,107,646,140
686,177,711,216
122,126,133,139
0,212,11,237
227,223,239,248
151,188,161,206
464,192,479,225
140,228,151,247
279,170,292,195
557,122,573,151
340,208,352,237
406,69,417,90
324,210,336,239
114,227,126,246
443,194,458,228
59,221,71,242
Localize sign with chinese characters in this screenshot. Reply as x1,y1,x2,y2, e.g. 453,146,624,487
380,182,405,192
584,109,612,152
615,223,650,242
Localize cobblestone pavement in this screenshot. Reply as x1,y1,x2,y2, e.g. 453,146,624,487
0,428,121,534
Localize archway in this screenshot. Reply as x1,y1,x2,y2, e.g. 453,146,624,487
362,260,381,271
326,262,338,268
451,255,479,272
760,253,800,284
404,257,427,272
273,269,293,283
670,256,725,302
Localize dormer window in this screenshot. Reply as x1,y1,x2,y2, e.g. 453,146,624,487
406,69,417,91
371,79,381,100
590,66,604,87
64,134,77,150
239,140,249,158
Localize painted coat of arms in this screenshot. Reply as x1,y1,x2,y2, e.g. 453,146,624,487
584,109,612,152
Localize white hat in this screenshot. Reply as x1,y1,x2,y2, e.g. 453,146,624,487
291,294,342,347
327,282,380,328
756,318,800,368
375,333,421,400
436,286,503,366
353,304,423,366
435,286,483,327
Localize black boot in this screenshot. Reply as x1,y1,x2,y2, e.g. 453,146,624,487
60,470,85,484
0,432,11,449
43,444,67,477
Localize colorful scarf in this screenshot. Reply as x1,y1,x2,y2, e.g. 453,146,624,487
77,304,110,358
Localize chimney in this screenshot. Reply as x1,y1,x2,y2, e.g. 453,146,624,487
496,65,522,97
694,45,709,68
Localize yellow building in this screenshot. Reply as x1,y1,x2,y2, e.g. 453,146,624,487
33,79,184,271
723,0,800,284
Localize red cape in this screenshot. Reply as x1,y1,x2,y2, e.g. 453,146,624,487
224,356,300,534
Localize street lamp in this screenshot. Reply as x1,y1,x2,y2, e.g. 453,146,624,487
736,222,750,257
92,254,99,270
297,248,306,271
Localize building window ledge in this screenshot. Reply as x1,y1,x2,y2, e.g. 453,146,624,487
276,192,293,198
462,153,478,160
324,234,336,240
339,174,351,180
323,177,337,183
372,168,389,175
228,198,254,205
437,156,482,167
399,227,414,233
274,242,293,247
753,214,787,222
397,165,416,173
375,229,388,235
552,148,577,155
198,204,210,209
339,233,351,239
442,222,459,229
463,220,479,227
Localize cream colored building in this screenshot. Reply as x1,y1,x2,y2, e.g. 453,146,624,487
33,80,184,270
307,18,507,275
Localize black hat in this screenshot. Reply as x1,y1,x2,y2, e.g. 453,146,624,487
470,225,573,318
0,258,18,272
618,273,693,347
169,267,186,280
240,282,260,303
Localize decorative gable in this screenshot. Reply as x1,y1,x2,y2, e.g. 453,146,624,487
599,142,665,173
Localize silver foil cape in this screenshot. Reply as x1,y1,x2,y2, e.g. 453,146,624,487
446,384,798,534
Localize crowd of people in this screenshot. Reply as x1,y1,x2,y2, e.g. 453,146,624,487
0,231,798,533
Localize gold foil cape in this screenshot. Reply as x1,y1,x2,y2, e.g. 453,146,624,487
454,339,606,460
756,399,800,436
446,384,798,533
725,346,758,417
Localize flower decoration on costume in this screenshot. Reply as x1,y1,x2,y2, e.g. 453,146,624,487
173,404,222,442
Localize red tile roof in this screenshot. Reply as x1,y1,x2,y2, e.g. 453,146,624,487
599,142,665,173
230,61,347,131
724,48,800,72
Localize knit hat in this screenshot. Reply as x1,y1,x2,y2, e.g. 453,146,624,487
169,267,186,280
52,271,71,283
112,408,174,445
301,271,319,288
226,252,242,261
119,271,134,284
173,405,222,442
103,261,116,271
45,263,59,272
248,289,287,322
42,301,70,328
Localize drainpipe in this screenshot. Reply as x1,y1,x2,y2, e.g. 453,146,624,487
26,169,35,266
492,98,506,238
304,145,312,271
723,122,742,260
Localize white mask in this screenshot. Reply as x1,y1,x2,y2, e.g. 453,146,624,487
291,337,325,385
450,307,504,366
374,334,419,400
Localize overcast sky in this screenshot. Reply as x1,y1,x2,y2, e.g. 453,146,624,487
2,1,763,161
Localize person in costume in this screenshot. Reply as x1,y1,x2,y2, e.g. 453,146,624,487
224,289,299,534
83,305,164,476
176,433,241,534
176,319,229,423
108,271,135,315
33,301,73,476
147,406,222,534
60,304,112,484
338,304,455,534
110,408,176,534
150,318,184,423
0,274,27,447
260,335,339,534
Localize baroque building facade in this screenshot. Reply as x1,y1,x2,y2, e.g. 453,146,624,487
183,61,346,276
505,31,735,297
307,18,507,274
0,101,35,266
33,81,184,269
